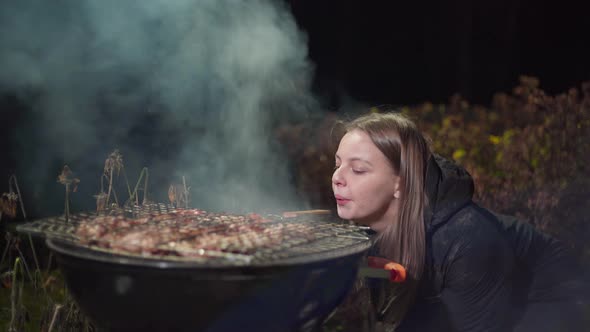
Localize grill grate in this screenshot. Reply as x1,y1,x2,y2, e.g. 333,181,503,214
17,204,372,266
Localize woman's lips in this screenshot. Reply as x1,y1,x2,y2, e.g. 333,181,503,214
334,195,351,206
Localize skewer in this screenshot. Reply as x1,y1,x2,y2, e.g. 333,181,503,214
281,209,331,218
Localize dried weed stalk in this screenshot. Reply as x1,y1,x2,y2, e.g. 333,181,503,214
8,257,27,332
58,165,80,223
127,167,149,207
168,176,190,208
103,149,124,208
0,175,26,221
97,150,151,213
0,192,18,220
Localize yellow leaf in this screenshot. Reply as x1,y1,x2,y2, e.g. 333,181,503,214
489,135,501,145
502,129,514,142
443,117,452,128
452,149,466,161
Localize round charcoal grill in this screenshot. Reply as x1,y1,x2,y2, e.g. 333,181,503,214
20,204,374,332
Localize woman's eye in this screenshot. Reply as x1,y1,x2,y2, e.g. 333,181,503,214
352,169,366,174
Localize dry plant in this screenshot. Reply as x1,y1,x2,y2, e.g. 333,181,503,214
0,192,18,220
168,176,190,208
57,166,80,223
99,149,140,211
0,230,12,272
0,232,36,290
38,292,94,332
8,175,40,281
102,149,124,208
97,150,151,213
60,292,95,331
0,175,27,221
7,258,27,332
47,304,63,332
126,167,150,207
0,175,42,291
93,192,108,214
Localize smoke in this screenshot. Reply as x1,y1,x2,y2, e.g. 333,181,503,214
0,0,318,215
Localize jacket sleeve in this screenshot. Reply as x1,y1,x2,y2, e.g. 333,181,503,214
439,228,517,332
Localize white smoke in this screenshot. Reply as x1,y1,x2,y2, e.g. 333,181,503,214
0,0,318,215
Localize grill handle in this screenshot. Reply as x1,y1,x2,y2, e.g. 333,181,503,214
358,256,406,283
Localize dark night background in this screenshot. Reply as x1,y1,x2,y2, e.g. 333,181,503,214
289,0,589,105
0,0,589,217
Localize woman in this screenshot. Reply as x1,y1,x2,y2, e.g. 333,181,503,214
332,111,588,331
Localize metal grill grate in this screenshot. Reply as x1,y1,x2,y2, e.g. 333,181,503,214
17,204,372,266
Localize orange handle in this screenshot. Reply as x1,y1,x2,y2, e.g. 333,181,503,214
367,256,407,283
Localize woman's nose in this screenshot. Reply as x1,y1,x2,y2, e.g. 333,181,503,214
332,167,345,186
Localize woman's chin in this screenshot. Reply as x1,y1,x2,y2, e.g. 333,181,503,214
347,214,388,232
337,209,383,230
336,207,354,221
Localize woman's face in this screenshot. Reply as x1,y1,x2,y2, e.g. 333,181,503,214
332,129,401,231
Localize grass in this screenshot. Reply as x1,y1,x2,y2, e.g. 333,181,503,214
0,253,94,332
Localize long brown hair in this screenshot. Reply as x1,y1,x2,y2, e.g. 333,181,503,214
344,111,431,324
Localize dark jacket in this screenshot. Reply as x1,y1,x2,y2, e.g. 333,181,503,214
394,155,588,332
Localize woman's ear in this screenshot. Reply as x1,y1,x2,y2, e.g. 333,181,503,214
393,176,401,199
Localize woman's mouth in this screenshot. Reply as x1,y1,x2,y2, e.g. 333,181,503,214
334,195,351,206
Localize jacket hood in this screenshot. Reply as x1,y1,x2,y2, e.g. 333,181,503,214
424,154,474,231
